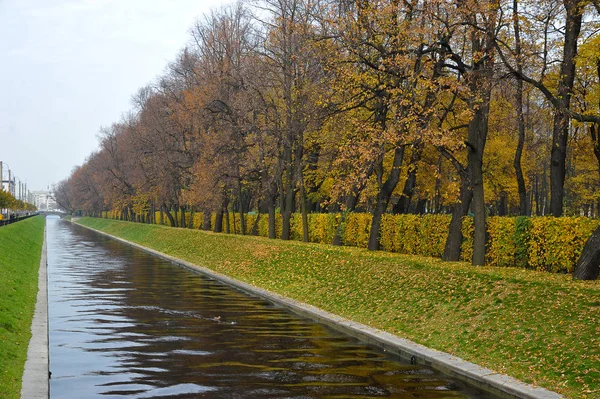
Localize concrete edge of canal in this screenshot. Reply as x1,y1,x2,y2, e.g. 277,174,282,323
76,222,565,399
21,226,49,399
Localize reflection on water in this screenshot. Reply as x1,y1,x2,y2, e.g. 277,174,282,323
47,219,496,398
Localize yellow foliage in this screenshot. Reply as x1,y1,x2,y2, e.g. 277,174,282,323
343,213,372,248
528,217,600,273
460,217,474,262
104,209,599,274
486,217,517,267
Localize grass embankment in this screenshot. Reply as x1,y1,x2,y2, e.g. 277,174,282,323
0,216,45,399
78,217,599,399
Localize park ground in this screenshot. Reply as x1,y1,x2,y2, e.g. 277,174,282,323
0,216,44,399
77,217,599,399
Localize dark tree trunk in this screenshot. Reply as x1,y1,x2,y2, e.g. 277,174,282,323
299,171,309,242
203,211,211,231
281,142,294,240
442,178,473,261
162,204,176,227
513,0,528,216
549,2,583,217
434,155,443,213
590,123,600,209
497,192,508,216
225,207,230,234
268,204,276,239
466,14,496,265
368,146,405,250
214,209,224,233
394,169,416,214
414,198,427,215
180,205,186,228
468,102,490,266
393,144,422,214
237,177,246,235
251,213,260,236
550,110,570,217
573,226,600,280
514,78,528,215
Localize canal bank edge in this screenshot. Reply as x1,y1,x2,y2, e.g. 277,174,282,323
75,222,563,399
20,227,49,399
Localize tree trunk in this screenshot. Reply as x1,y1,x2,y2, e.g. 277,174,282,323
299,171,309,243
215,209,224,233
393,144,422,214
268,204,276,239
225,207,230,234
572,226,600,280
368,146,405,251
513,0,528,216
237,179,246,235
468,103,490,266
163,204,176,227
415,198,427,215
514,77,528,215
251,213,260,236
550,110,570,217
203,211,211,231
442,178,473,261
497,192,508,216
180,205,186,228
232,209,238,234
549,1,583,217
332,181,364,246
281,157,294,240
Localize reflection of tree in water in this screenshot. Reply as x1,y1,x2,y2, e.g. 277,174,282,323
51,222,491,398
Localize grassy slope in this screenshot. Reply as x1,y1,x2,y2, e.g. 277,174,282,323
78,217,600,399
0,216,45,399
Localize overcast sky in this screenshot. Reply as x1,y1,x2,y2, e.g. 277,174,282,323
0,0,228,192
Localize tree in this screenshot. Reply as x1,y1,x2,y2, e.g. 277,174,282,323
495,0,600,216
438,0,500,265
573,226,600,280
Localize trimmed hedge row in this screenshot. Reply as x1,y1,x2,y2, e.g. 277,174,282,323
101,210,598,273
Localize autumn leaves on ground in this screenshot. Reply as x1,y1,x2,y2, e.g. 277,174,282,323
79,217,599,399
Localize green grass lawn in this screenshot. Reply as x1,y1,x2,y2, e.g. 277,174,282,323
0,216,45,399
78,217,600,399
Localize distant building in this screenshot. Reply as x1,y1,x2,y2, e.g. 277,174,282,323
30,191,58,211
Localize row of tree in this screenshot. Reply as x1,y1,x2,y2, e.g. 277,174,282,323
0,189,36,214
55,0,600,277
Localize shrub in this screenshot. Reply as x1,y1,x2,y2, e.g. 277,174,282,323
105,209,600,275
529,217,600,273
513,216,532,269
416,215,451,257
460,217,474,263
486,217,517,267
310,213,340,244
343,213,372,248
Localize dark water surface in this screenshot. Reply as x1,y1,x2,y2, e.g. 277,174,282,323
47,218,497,398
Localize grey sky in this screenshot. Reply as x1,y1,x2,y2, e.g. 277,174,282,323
0,0,228,192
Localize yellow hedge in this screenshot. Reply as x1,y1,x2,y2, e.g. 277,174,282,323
486,216,517,268
343,213,372,248
528,217,600,273
103,209,598,274
460,217,474,263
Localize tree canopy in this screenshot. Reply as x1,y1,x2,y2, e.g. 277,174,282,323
56,0,600,269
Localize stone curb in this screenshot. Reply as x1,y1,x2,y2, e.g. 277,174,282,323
76,222,564,399
21,227,49,399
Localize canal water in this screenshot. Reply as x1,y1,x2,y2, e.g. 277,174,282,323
47,218,497,398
